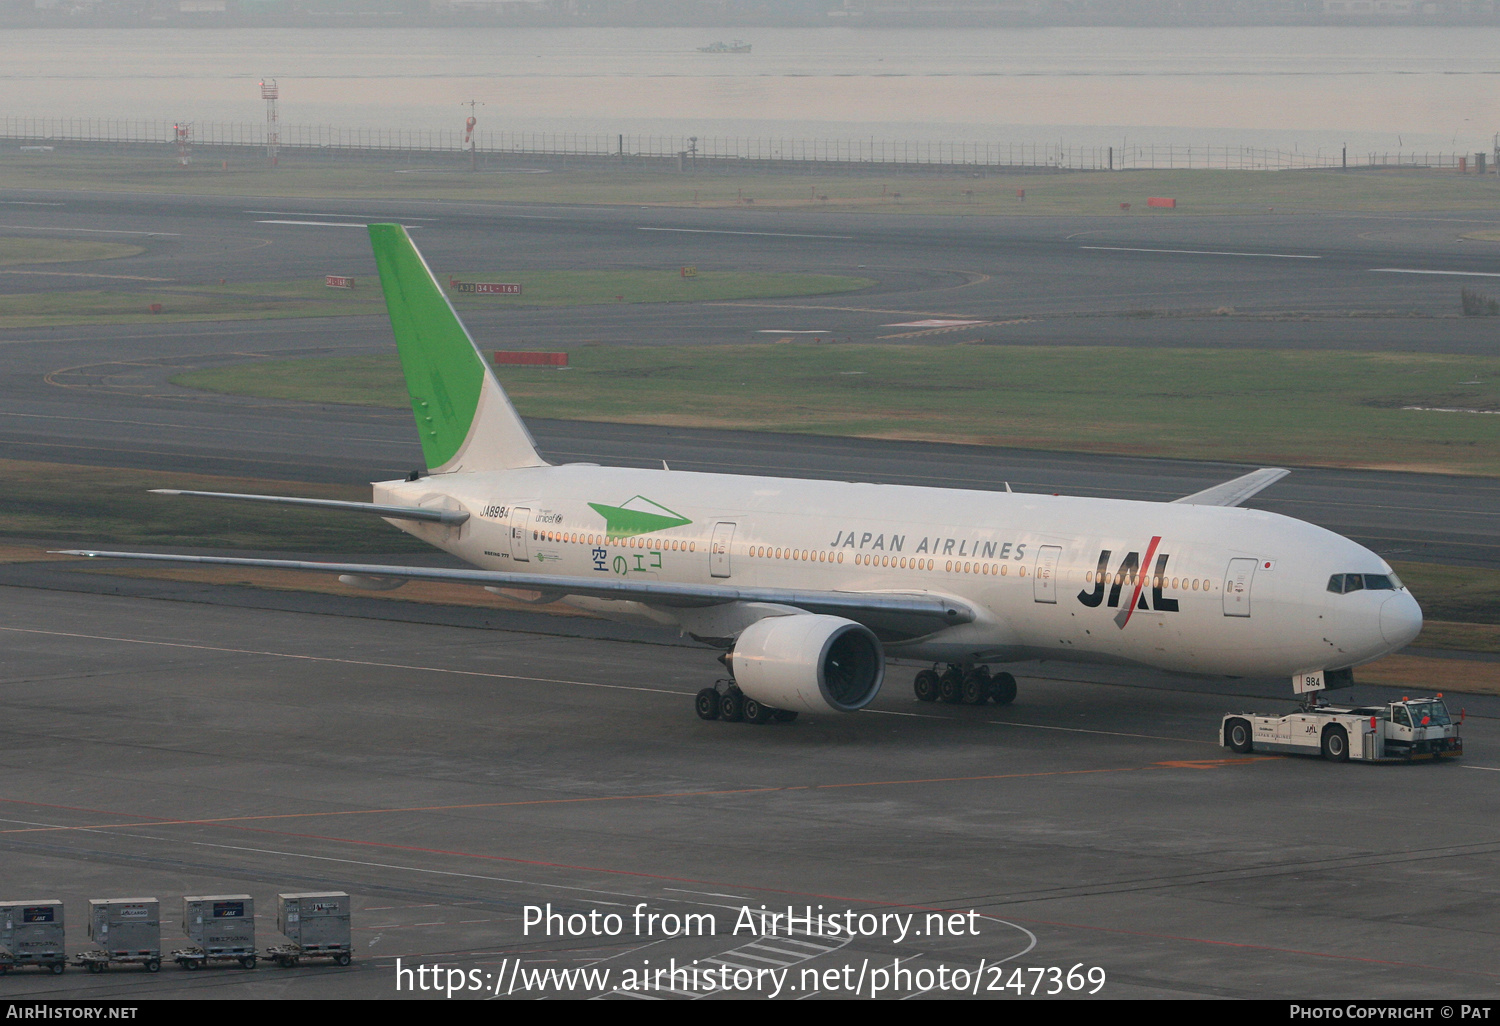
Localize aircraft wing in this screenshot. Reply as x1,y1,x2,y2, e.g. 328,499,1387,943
148,490,470,525
1171,467,1289,507
54,550,976,636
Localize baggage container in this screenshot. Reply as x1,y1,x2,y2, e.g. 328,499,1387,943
73,898,161,973
0,900,66,974
268,892,353,966
175,895,256,969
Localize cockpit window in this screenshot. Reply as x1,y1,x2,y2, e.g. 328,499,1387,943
1327,573,1400,594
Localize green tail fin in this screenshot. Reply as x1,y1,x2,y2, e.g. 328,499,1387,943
368,223,545,474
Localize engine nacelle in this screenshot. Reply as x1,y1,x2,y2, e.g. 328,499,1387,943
731,614,885,714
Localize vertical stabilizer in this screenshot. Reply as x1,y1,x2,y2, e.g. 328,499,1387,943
368,223,546,474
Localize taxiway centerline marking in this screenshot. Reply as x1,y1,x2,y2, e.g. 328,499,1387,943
0,225,179,236
1079,245,1320,259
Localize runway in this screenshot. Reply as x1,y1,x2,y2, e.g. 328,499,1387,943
0,187,1497,999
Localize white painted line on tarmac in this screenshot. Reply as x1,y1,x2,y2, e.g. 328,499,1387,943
1462,765,1500,772
1080,245,1320,259
255,219,379,228
755,329,830,333
1371,267,1500,278
0,224,179,236
638,227,854,240
0,201,64,206
245,210,437,220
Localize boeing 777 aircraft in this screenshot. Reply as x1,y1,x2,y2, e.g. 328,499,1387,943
63,225,1423,724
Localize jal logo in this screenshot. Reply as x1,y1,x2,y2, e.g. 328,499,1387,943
1076,536,1179,629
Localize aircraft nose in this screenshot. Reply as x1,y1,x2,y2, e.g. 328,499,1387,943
1380,592,1423,647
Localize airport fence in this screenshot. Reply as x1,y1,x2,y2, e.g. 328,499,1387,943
0,116,1482,173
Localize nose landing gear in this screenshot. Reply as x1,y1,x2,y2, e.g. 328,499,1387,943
914,664,1017,707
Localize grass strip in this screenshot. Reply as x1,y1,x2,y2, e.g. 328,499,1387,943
0,271,869,328
5,153,1500,216
170,345,1500,476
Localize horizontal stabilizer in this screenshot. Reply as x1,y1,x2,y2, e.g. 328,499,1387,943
149,489,469,525
1171,468,1289,508
54,549,974,631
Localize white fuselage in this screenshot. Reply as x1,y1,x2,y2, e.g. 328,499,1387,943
373,464,1421,679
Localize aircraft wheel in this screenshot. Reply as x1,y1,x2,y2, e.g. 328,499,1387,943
720,688,745,723
743,698,774,724
938,669,963,704
1225,718,1254,754
1322,725,1350,762
989,672,1017,706
695,688,722,721
913,670,940,703
961,670,990,705
772,709,798,723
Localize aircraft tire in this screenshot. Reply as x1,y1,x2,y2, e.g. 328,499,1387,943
1225,718,1254,754
913,670,940,702
989,672,1017,706
938,670,963,704
720,689,745,723
1322,725,1350,762
743,698,774,724
695,688,722,721
961,671,989,705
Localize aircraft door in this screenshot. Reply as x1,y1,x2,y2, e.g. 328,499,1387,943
509,507,532,563
1033,545,1062,603
710,522,735,578
1223,557,1256,617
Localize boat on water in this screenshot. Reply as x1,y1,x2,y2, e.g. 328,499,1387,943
697,40,752,53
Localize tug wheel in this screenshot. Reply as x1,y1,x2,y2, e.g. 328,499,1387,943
1322,725,1350,762
1226,718,1254,754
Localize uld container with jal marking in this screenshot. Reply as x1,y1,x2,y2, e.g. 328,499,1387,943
0,899,66,974
269,892,352,966
175,895,256,969
74,898,162,973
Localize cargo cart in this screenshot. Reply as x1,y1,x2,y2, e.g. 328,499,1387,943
0,901,66,975
266,892,352,967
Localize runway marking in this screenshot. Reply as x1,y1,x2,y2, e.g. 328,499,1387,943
1079,245,1321,260
637,227,854,240
255,220,389,229
1370,267,1500,278
755,329,829,333
0,225,179,237
0,201,64,206
1463,765,1500,772
244,210,437,221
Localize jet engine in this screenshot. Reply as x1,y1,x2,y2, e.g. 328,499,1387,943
731,614,885,714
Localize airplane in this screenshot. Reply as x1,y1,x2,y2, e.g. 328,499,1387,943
60,224,1424,724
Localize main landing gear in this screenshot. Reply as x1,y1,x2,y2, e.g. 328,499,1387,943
695,679,798,725
913,665,1017,707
